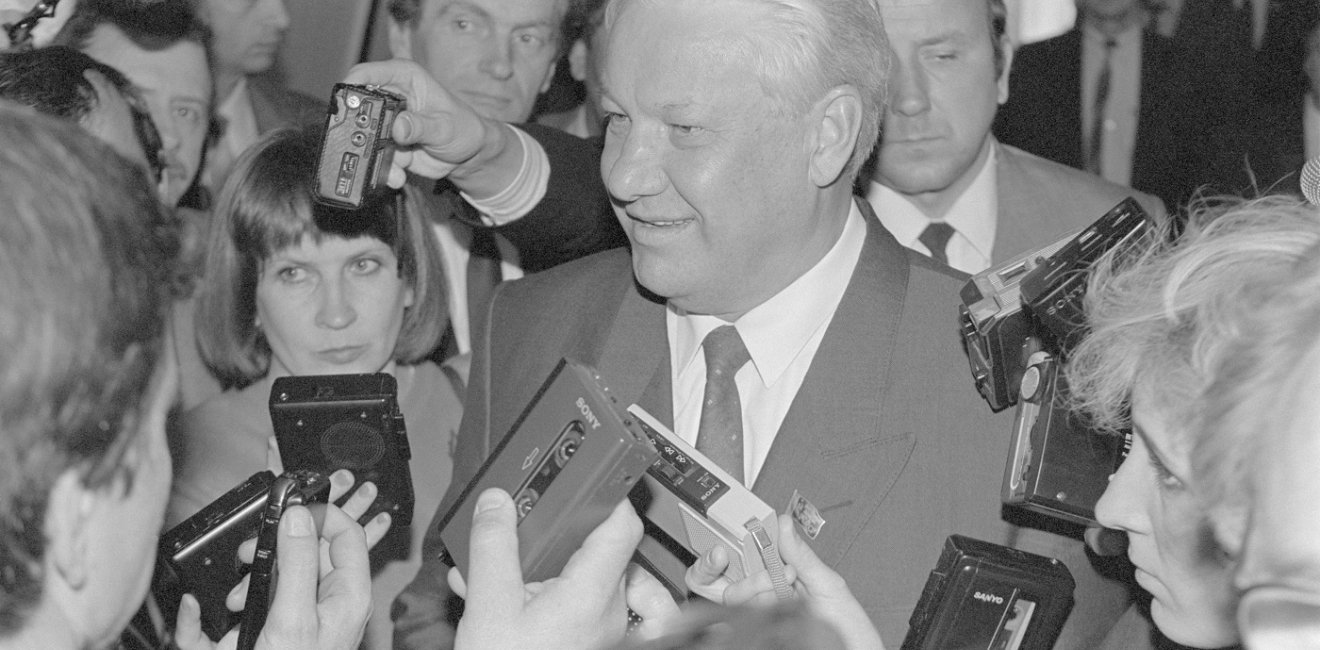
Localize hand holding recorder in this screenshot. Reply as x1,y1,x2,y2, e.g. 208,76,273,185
340,59,527,198
171,470,379,650
449,488,680,650
686,515,885,650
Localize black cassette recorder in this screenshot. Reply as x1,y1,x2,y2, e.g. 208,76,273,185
436,359,659,582
903,535,1075,650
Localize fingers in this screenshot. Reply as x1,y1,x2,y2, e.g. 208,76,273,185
460,489,526,622
625,565,680,641
310,508,374,648
447,566,469,599
684,544,732,603
173,594,219,650
263,506,322,638
326,469,356,504
558,498,643,590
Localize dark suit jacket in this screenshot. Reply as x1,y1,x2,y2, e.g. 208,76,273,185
485,124,626,273
994,29,1235,209
394,200,1134,649
991,141,1167,263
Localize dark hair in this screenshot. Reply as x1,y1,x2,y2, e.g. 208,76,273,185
54,0,210,55
0,45,163,179
194,127,448,388
388,0,571,54
0,104,178,633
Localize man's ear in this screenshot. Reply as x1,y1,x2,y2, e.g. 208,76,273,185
807,85,864,188
45,470,97,592
387,20,415,60
996,34,1014,105
567,40,589,83
539,61,558,96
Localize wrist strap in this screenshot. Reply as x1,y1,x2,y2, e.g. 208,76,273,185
745,518,794,600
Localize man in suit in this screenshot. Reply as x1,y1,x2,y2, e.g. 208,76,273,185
866,0,1165,275
189,0,322,193
995,0,1236,210
385,0,625,358
56,0,211,209
393,0,1132,647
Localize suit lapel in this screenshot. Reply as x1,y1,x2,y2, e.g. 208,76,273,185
752,201,917,566
596,279,671,424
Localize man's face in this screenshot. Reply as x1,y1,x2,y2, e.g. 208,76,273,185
874,0,1007,209
599,0,836,319
194,0,290,78
82,25,211,207
390,0,562,123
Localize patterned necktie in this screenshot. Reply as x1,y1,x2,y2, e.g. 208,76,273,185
918,221,956,266
696,325,751,483
1086,38,1117,175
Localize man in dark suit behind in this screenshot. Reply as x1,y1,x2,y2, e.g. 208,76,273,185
393,0,1133,647
995,0,1240,209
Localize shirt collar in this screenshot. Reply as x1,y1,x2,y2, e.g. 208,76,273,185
670,200,866,388
867,141,998,261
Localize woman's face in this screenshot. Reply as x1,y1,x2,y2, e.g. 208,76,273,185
1094,396,1238,648
256,234,413,377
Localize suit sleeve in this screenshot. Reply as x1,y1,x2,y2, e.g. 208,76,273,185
391,283,503,650
485,123,627,273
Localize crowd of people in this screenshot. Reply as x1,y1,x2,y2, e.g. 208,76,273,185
1,0,1319,649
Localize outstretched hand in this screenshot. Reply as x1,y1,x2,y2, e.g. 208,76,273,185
450,488,645,650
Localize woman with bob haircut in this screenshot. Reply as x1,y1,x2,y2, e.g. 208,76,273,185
169,127,462,650
1066,194,1320,649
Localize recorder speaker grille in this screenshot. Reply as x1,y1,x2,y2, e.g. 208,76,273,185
320,421,386,470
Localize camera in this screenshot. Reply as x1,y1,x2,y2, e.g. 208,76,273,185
959,198,1149,525
959,197,1150,412
903,535,1075,650
237,469,331,650
269,372,414,526
314,83,405,210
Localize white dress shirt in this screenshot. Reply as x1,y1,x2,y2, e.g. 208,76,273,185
865,143,999,274
667,202,866,486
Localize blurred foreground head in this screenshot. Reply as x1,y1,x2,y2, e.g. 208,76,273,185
0,101,179,648
1193,202,1320,648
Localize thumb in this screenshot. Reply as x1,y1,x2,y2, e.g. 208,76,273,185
265,506,321,633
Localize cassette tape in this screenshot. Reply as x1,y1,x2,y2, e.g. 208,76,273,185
902,535,1075,650
626,405,786,593
436,359,659,583
1003,351,1129,526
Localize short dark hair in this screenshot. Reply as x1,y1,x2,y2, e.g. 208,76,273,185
388,0,571,54
194,128,448,388
54,0,209,56
0,45,163,181
0,103,178,633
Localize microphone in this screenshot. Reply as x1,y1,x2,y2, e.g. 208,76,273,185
1301,156,1320,207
